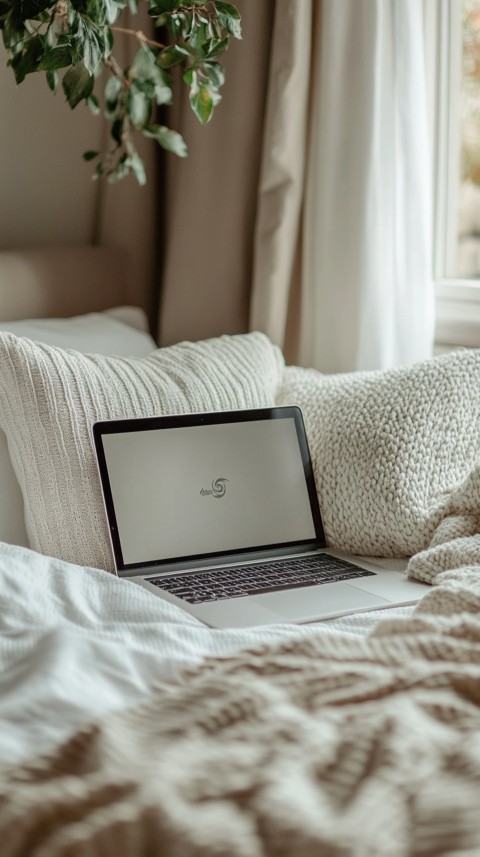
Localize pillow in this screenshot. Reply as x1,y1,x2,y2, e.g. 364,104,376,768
1,307,156,356
0,309,157,549
0,331,284,570
276,351,480,558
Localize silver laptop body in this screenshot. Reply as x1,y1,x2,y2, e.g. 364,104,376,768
93,407,429,628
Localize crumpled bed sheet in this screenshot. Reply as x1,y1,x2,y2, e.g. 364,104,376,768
0,543,411,766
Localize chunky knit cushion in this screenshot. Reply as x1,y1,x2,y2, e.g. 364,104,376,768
277,351,480,558
0,331,284,571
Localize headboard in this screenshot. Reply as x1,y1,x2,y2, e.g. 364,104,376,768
0,245,130,321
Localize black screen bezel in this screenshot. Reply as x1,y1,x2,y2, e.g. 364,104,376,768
92,406,326,573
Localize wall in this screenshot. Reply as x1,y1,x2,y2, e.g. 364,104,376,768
0,62,101,248
0,36,156,317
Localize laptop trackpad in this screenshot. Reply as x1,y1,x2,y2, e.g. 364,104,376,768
254,582,389,622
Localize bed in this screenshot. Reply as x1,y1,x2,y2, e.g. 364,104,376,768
0,246,479,855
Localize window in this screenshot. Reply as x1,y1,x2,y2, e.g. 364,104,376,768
433,0,480,348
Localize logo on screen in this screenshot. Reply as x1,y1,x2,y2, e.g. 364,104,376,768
200,477,229,498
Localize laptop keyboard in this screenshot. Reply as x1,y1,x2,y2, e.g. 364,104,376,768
147,554,376,605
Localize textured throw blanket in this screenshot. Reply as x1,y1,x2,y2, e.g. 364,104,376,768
1,566,480,856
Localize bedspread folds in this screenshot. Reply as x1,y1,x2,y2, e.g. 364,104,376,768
407,462,480,583
1,564,480,857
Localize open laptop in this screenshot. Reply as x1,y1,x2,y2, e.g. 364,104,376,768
92,407,429,628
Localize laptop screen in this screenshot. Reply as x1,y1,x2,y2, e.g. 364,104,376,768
94,408,325,572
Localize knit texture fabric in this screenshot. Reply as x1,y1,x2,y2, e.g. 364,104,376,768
1,565,480,856
0,332,284,571
277,350,480,578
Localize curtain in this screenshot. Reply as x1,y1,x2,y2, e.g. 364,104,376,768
251,0,435,372
158,0,275,346
159,0,435,372
301,0,435,371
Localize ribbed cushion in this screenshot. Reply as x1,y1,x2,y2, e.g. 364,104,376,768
0,332,283,571
0,308,157,549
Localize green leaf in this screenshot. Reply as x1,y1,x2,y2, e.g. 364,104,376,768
125,152,146,185
203,60,225,88
46,68,58,91
190,85,212,124
37,44,72,71
104,74,122,112
129,44,157,79
187,21,208,53
156,43,190,69
154,77,173,106
103,0,120,25
129,45,172,105
62,61,94,107
183,66,193,86
127,85,151,128
83,149,99,160
76,21,105,74
187,66,222,124
9,35,44,84
206,36,229,58
215,1,242,39
111,117,123,144
107,153,129,183
143,123,187,157
215,1,241,17
87,92,100,114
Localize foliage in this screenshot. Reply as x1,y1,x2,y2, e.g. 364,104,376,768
0,0,241,183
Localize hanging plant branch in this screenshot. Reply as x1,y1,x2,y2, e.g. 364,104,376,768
0,0,241,183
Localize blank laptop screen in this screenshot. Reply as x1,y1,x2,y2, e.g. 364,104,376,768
100,416,317,568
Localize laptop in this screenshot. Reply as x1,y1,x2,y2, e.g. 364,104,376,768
92,407,429,628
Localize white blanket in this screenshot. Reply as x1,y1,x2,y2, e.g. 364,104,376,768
0,543,411,765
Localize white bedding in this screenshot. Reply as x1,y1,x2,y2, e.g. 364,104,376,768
0,542,413,766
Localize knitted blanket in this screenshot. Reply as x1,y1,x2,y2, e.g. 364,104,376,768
277,350,480,582
1,565,480,856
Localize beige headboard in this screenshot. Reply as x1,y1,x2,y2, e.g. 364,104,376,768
0,245,130,321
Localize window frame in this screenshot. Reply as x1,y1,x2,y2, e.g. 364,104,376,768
430,0,480,349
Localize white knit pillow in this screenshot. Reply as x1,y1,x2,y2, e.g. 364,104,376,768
0,331,284,571
277,350,480,558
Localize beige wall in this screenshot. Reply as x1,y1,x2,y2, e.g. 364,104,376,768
0,63,102,248
0,38,156,317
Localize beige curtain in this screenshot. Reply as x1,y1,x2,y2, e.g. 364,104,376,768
158,0,275,346
249,1,314,363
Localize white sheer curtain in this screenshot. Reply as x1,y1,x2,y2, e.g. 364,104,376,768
251,0,435,373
